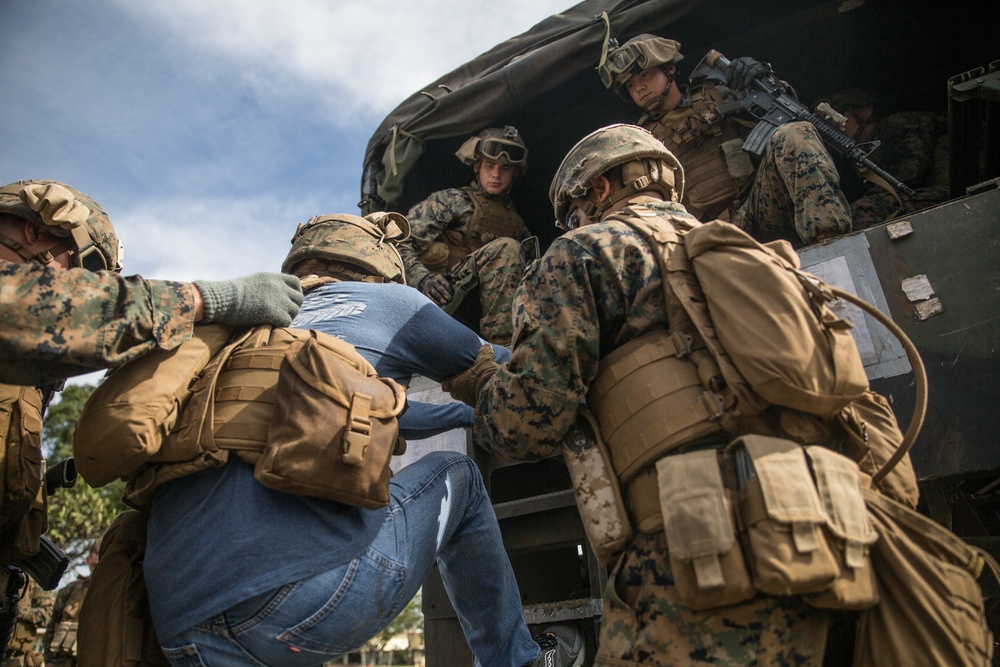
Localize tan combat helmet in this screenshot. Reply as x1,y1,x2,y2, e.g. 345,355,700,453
549,124,685,229
597,34,683,102
282,212,410,284
0,179,123,272
455,126,528,175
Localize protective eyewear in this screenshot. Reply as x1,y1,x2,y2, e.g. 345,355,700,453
478,139,527,165
598,46,641,88
559,200,596,231
72,242,108,272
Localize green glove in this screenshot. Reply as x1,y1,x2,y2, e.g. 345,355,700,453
442,344,500,407
194,272,303,327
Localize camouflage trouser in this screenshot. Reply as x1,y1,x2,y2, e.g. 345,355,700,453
596,532,831,666
445,237,523,345
850,185,949,229
731,121,852,246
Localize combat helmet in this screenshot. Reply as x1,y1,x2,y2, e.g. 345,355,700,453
598,34,683,102
0,179,122,272
282,211,410,284
455,126,528,175
549,124,684,229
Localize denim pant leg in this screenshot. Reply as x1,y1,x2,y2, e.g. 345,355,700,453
383,451,539,667
160,452,537,667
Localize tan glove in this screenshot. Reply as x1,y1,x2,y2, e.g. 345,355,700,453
442,344,500,407
18,183,89,231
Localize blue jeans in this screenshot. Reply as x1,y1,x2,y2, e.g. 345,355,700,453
160,452,539,667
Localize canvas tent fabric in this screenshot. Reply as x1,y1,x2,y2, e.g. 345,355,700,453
360,0,698,213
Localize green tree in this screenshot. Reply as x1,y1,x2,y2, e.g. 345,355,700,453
42,383,126,567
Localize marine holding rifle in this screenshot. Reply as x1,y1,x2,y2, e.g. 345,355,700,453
598,34,853,246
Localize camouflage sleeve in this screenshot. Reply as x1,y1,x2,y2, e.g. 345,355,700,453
0,261,197,386
474,234,611,460
397,188,473,287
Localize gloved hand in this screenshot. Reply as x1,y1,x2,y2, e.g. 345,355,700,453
442,344,500,407
18,183,89,231
194,272,304,327
418,273,454,306
726,56,769,91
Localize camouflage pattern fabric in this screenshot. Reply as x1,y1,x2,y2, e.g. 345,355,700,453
0,260,197,387
43,575,90,666
446,238,522,344
727,122,852,246
3,579,54,667
398,183,526,342
475,197,830,663
598,532,829,666
848,111,949,229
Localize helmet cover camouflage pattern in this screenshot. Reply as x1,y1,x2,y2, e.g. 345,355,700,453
549,124,685,224
0,179,122,272
455,126,528,174
282,212,410,284
598,34,683,95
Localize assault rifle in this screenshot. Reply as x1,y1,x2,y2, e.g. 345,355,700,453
696,50,915,197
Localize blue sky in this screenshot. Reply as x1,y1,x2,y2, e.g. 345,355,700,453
0,0,571,283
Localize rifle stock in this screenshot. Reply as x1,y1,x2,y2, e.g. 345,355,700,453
702,50,916,196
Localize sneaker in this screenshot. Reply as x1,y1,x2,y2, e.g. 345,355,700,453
528,623,585,667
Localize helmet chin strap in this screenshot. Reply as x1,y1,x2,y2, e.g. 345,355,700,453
639,68,677,115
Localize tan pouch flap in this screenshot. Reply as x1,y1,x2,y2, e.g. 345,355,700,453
742,435,826,552
806,445,877,569
657,449,734,588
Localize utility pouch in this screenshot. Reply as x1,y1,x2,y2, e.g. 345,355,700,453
720,137,755,203
561,409,632,565
258,334,407,509
803,445,879,610
855,488,995,667
417,241,450,273
0,385,46,563
730,434,838,596
656,449,754,609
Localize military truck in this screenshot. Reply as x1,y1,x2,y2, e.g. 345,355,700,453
361,0,1000,663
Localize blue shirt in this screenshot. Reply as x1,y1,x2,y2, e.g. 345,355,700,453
146,282,509,640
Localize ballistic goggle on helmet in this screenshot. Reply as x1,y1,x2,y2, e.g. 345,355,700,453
598,34,683,99
455,126,528,174
0,180,122,272
282,211,410,284
550,124,685,230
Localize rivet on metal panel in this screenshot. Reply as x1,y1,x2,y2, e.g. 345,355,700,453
886,220,914,240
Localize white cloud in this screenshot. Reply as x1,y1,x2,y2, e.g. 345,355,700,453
110,0,573,123
112,189,354,281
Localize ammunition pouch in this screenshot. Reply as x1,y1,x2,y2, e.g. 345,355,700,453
619,435,878,613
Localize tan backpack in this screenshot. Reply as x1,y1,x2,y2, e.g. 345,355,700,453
75,325,407,510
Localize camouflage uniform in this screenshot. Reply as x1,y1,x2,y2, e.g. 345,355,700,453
43,575,90,667
475,197,831,665
642,106,852,247
398,182,527,344
0,260,196,388
847,111,949,228
2,579,54,667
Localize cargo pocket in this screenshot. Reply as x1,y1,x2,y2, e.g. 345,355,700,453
729,435,839,596
656,449,754,609
803,445,879,610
